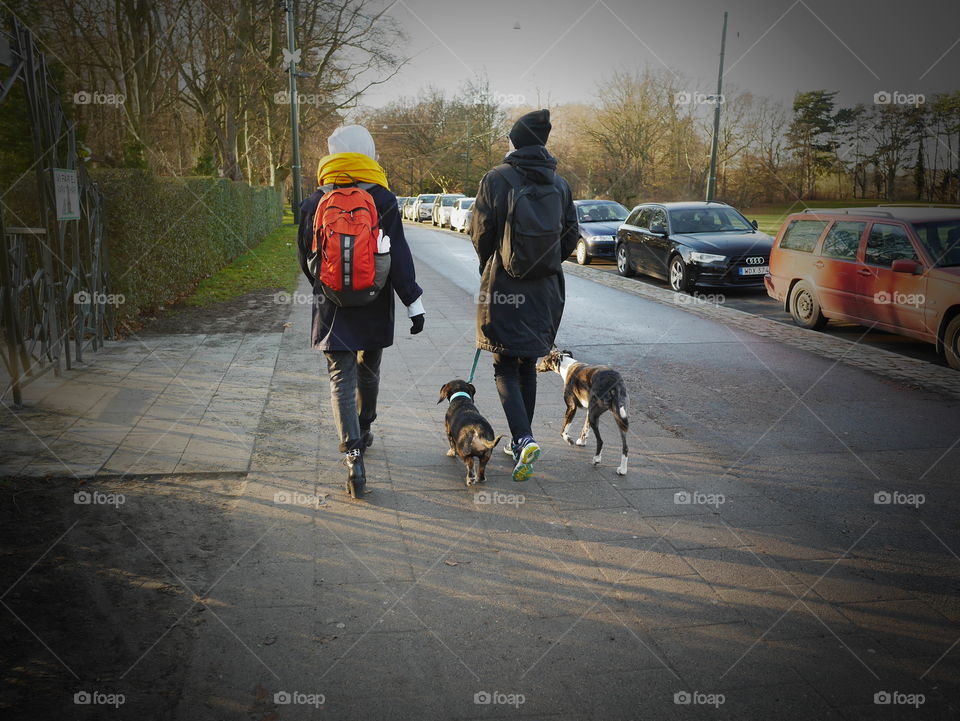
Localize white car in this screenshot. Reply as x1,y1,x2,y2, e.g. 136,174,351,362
432,193,465,227
413,194,438,222
450,197,475,233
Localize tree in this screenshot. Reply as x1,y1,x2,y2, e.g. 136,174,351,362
786,90,838,199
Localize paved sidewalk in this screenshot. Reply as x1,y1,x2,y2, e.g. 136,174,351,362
2,260,958,720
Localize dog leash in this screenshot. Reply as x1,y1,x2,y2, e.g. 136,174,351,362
467,347,481,384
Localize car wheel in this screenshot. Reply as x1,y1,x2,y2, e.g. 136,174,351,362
669,255,692,293
943,316,960,370
576,240,591,265
616,243,635,277
789,281,827,330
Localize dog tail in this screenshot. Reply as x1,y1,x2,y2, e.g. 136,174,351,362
471,434,504,454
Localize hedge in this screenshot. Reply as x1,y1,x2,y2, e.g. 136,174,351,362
90,169,283,323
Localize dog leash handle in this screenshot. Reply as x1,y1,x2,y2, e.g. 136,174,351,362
467,347,481,384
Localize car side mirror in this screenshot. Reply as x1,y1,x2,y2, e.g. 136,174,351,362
891,258,921,274
751,219,759,230
649,223,667,235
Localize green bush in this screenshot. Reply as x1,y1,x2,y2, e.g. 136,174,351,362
90,170,282,323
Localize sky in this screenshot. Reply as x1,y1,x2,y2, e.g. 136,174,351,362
359,0,959,111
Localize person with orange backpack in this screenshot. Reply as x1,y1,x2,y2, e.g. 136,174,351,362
297,125,425,499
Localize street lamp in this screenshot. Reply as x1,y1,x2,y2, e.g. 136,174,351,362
283,0,303,223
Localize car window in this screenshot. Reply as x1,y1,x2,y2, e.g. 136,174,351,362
780,219,827,252
864,223,918,267
820,221,865,260
462,199,474,209
624,208,643,226
577,202,628,222
668,207,752,233
912,220,960,267
649,208,667,230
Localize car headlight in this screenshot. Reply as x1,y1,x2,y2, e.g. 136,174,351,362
586,235,611,242
689,252,727,264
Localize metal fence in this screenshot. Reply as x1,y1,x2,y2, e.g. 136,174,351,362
0,14,111,407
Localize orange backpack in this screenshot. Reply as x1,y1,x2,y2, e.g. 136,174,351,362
313,185,390,306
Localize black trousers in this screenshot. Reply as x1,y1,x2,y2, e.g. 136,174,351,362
492,353,537,444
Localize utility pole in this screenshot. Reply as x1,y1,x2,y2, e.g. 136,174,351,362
284,0,303,223
706,11,727,202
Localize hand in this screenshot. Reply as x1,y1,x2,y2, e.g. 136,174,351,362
410,314,425,335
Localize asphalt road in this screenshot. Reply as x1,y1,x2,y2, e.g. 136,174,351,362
412,221,945,365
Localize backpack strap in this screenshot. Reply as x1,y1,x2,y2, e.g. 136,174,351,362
492,163,526,189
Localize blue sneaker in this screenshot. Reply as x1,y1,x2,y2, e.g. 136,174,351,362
512,437,540,482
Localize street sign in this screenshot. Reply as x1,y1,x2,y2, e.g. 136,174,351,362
53,168,80,220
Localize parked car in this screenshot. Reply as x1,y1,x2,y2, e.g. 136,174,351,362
432,193,465,227
413,194,438,222
402,196,417,221
450,197,475,233
616,201,772,291
571,199,629,264
766,206,960,369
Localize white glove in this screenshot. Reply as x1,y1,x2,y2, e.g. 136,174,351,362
377,229,391,253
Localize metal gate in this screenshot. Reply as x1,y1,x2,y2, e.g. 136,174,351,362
1,14,111,407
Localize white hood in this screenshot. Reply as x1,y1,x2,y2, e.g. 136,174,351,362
327,125,377,160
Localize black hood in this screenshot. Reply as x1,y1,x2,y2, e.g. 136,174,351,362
504,145,557,185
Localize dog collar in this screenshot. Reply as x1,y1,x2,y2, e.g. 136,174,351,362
448,391,472,402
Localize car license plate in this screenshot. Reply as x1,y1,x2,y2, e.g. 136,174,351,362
738,265,768,276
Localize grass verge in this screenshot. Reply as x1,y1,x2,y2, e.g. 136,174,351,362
184,208,300,307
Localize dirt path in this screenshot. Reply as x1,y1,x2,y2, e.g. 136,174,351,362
137,288,295,336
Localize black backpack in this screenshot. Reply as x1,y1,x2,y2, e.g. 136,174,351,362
495,165,563,280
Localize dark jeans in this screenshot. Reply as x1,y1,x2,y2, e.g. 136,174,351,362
323,348,383,453
493,353,537,444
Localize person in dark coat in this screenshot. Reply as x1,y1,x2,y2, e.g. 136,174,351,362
471,109,578,481
297,125,425,499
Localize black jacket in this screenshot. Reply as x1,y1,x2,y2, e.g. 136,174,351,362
471,145,578,357
297,184,422,351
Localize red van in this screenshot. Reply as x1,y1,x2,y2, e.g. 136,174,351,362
765,207,960,370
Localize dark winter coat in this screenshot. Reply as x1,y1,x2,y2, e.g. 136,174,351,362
297,184,423,351
471,145,578,357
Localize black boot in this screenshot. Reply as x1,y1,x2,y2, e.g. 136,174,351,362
344,449,366,499
361,429,374,448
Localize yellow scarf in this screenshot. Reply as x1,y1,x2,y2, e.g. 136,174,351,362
316,152,390,190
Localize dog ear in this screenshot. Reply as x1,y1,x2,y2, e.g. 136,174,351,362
467,383,476,398
437,382,450,404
